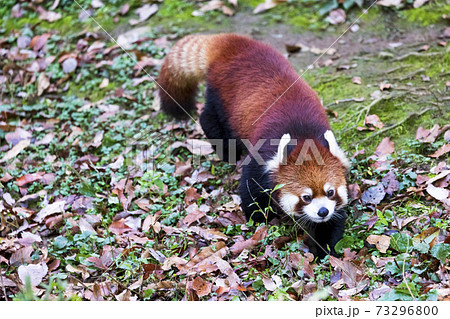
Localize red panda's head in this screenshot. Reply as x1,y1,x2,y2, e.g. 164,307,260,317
267,131,349,223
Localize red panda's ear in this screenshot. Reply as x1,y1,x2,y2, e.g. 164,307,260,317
267,133,291,171
324,130,350,169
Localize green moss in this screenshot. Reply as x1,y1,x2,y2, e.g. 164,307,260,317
400,2,450,26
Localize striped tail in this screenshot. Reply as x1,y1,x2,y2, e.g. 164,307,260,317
157,34,224,119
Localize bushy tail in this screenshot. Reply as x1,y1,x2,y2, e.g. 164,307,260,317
158,34,220,119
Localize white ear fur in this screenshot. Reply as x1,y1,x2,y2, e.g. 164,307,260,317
266,133,291,172
278,133,291,164
324,130,350,168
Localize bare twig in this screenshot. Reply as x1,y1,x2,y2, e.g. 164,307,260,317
355,97,385,124
385,64,411,74
392,68,425,81
392,51,441,62
324,97,365,108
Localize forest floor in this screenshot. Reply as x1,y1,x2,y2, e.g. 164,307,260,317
0,0,449,301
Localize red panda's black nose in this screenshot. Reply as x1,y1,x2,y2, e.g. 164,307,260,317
318,207,329,218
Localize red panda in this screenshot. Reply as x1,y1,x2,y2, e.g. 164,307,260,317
158,34,349,259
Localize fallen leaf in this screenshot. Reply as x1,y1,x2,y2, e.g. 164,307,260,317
62,58,77,73
413,0,429,8
230,226,267,254
34,200,66,222
18,262,48,286
192,276,212,297
430,144,450,158
352,76,362,85
38,6,62,22
0,139,31,163
5,128,32,146
37,72,50,96
366,234,390,253
365,114,384,130
10,246,33,266
30,33,50,51
379,83,391,91
186,139,214,155
189,226,227,241
130,4,158,25
253,0,286,14
426,184,449,202
381,171,399,196
374,137,395,159
16,172,45,187
109,219,132,235
325,9,346,25
348,183,361,200
416,124,441,143
91,0,104,8
377,0,402,7
142,263,163,279
117,26,152,50
361,183,386,206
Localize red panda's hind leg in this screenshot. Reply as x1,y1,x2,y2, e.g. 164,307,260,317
200,85,243,162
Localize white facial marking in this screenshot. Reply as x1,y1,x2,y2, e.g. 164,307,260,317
324,130,350,168
337,185,348,205
280,193,299,216
303,196,336,223
302,188,312,197
323,182,331,192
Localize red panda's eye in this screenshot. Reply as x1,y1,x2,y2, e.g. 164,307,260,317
302,195,312,203
327,189,335,197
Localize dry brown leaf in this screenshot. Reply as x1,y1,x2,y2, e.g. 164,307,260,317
253,0,286,14
379,83,392,91
5,128,32,146
189,226,227,241
352,76,362,85
129,4,158,25
184,187,201,205
377,0,402,7
30,33,50,51
37,72,50,96
1,139,31,162
325,9,346,25
416,124,441,143
192,276,212,297
366,234,390,253
430,144,450,158
374,137,395,159
108,219,132,235
365,114,384,130
426,184,449,203
186,139,214,155
230,226,267,254
34,200,66,222
18,262,48,286
15,172,45,187
37,6,62,22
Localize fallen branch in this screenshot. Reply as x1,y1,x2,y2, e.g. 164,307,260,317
392,52,441,62
324,97,365,108
385,64,411,74
392,68,425,81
